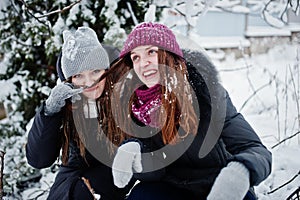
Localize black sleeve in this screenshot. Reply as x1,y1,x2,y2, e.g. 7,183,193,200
26,103,63,169
221,92,272,186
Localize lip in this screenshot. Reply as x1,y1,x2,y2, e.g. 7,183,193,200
84,85,98,92
143,69,158,78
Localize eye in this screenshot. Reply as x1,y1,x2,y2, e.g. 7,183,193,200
131,55,140,63
72,74,81,79
148,49,158,55
93,69,101,74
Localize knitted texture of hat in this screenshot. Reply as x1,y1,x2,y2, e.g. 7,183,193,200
61,27,109,79
119,22,183,58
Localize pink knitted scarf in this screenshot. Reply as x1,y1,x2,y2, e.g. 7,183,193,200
132,84,162,128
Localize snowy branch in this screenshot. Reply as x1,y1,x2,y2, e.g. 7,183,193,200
126,2,139,25
267,170,300,194
262,0,300,28
0,150,5,200
17,0,82,35
36,0,82,18
271,131,300,149
239,80,273,112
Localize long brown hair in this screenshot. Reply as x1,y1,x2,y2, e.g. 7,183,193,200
107,49,199,145
60,74,126,165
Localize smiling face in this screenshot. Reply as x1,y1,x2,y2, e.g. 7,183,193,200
130,45,160,88
71,69,106,100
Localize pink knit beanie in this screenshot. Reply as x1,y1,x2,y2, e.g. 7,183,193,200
119,22,183,58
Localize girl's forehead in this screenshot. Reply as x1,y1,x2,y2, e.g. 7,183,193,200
80,69,105,74
131,45,158,53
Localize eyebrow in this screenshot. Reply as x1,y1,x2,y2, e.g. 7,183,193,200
131,46,157,55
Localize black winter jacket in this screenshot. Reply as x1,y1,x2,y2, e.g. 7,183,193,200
129,49,272,199
26,104,134,200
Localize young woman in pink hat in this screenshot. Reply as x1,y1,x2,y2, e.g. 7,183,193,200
108,22,272,200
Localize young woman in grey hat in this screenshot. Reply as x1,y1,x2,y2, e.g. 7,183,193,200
26,27,133,200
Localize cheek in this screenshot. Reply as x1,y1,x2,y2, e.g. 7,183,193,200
97,79,106,93
150,56,158,65
72,79,81,86
133,65,142,77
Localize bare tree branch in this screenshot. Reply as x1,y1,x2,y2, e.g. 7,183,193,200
272,131,300,149
36,0,82,18
267,170,300,194
17,0,82,36
17,0,50,29
239,80,273,112
218,65,254,72
126,2,138,25
289,65,300,131
0,150,5,200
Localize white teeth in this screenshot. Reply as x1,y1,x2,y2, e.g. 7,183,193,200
143,70,157,77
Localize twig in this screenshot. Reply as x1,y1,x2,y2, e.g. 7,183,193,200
17,0,50,32
239,80,273,112
289,65,300,133
0,150,5,200
284,66,288,140
81,177,100,200
36,0,82,18
289,0,300,13
271,131,300,149
126,2,138,25
262,0,278,27
275,76,281,141
267,170,300,194
218,65,253,72
17,0,82,36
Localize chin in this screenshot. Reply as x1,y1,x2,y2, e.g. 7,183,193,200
146,82,159,88
83,92,101,100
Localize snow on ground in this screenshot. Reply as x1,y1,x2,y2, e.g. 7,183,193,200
210,42,300,200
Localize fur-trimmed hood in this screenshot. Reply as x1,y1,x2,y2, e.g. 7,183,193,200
182,49,227,158
183,48,220,86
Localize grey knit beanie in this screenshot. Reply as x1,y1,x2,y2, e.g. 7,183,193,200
61,27,109,79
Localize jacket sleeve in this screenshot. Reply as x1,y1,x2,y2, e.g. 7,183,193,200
26,103,63,169
221,91,272,186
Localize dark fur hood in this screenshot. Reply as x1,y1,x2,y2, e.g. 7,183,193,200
182,48,227,158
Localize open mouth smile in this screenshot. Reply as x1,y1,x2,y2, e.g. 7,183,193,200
84,85,98,92
143,69,158,78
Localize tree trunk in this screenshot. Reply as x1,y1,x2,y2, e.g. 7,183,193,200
0,150,5,200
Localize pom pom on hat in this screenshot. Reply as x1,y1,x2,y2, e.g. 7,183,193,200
61,27,109,79
119,22,183,58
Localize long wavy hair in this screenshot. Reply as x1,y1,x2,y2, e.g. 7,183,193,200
60,73,127,165
107,49,199,145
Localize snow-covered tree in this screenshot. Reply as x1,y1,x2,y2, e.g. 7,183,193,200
151,0,300,35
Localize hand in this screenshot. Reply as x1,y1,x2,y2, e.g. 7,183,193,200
112,141,143,188
44,82,83,116
207,161,250,200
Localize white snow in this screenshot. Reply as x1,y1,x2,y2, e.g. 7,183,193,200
1,0,299,199
245,26,292,37
211,43,300,200
14,38,299,200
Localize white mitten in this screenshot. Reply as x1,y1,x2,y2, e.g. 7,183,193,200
207,161,250,200
112,142,143,188
45,82,82,116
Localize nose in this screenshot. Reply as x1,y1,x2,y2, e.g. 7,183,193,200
84,76,97,88
140,55,151,67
